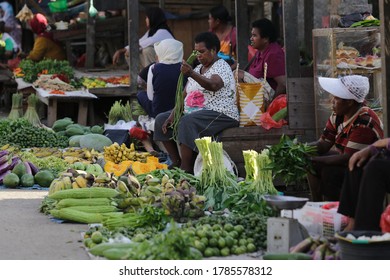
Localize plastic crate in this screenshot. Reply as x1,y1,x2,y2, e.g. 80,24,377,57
295,202,348,238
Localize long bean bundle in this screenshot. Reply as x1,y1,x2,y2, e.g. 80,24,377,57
171,51,198,140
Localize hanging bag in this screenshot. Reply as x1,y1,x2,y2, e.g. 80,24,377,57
235,63,274,126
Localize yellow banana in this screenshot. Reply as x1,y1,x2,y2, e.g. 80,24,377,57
75,175,87,188
72,181,80,189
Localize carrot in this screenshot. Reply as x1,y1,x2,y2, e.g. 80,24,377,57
49,90,65,95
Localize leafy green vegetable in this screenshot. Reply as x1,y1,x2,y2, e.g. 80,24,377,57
266,135,317,186
19,59,74,83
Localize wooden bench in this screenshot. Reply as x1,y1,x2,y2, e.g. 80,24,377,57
218,126,305,178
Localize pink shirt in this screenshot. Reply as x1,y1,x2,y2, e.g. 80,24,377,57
248,42,285,91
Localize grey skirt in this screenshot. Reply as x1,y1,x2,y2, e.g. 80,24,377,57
153,110,239,151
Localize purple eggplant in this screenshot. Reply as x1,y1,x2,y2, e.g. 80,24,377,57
27,161,39,175
0,154,9,165
0,160,10,174
0,150,9,158
24,161,32,175
8,157,21,171
0,169,11,184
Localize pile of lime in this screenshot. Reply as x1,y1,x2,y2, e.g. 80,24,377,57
181,213,267,258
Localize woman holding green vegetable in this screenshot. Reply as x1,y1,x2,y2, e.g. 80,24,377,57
307,75,383,201
153,32,239,174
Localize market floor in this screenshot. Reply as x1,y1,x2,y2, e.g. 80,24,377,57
0,189,90,260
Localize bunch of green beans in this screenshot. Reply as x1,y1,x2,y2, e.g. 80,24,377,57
171,51,198,140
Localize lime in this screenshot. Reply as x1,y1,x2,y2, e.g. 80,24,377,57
204,247,214,258
201,237,209,246
234,225,245,234
209,237,218,247
229,231,239,239
212,224,222,231
212,247,220,256
83,237,93,247
223,223,234,232
213,230,222,238
238,239,247,246
220,247,230,257
247,237,255,244
196,229,207,238
217,237,226,249
91,231,103,244
194,240,206,253
225,236,235,248
247,243,257,253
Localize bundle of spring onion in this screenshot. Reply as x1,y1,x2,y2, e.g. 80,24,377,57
8,93,23,120
23,93,41,127
194,137,238,210
222,149,277,215
243,149,278,195
107,100,132,124
171,51,198,140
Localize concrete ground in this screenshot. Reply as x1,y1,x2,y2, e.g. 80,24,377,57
0,189,90,260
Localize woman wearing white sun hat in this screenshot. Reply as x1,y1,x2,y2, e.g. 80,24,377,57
307,75,383,202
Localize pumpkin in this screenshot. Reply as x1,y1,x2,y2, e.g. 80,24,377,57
104,160,133,177
131,157,168,175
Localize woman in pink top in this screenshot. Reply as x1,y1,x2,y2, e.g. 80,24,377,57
239,18,286,96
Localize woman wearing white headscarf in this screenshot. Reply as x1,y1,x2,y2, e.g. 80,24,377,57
137,38,183,118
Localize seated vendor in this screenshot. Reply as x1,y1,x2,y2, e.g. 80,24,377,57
338,138,390,231
21,14,66,62
237,18,286,98
0,21,18,61
135,38,183,154
307,75,383,202
153,32,239,173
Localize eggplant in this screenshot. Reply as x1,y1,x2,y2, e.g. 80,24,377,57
0,154,9,165
24,161,32,175
0,161,10,174
0,150,9,158
27,161,39,175
0,170,11,184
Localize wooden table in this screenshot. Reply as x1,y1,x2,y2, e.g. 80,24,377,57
35,90,96,127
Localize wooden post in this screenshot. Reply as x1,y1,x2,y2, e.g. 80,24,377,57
85,1,96,69
379,0,390,136
235,0,249,68
128,0,139,93
282,0,300,78
304,0,313,60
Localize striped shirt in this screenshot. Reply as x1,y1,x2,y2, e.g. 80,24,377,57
321,106,384,155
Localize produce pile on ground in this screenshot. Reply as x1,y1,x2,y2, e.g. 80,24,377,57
1,126,330,260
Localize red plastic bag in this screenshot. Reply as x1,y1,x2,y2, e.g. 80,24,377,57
259,94,287,130
380,205,390,233
267,94,287,116
129,126,149,140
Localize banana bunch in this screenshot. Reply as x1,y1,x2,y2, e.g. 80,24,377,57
104,142,150,164
62,148,94,160
91,172,117,189
48,169,118,195
48,170,94,195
